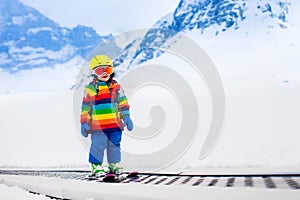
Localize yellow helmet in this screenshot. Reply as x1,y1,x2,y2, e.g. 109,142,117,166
89,55,114,70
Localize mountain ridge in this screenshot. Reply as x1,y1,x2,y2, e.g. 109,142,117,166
114,0,292,67
0,0,111,72
0,0,294,73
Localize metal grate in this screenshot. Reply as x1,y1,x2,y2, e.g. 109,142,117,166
165,176,181,185
192,177,204,186
284,177,300,189
226,177,235,187
154,177,168,185
181,176,193,184
1,170,300,190
208,178,219,187
245,177,253,187
263,177,277,189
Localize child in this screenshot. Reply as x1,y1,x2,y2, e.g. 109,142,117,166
80,55,134,177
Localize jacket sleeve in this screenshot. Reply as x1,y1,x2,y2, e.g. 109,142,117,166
117,84,130,118
80,84,97,124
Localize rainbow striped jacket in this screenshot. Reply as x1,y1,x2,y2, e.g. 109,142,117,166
80,79,130,133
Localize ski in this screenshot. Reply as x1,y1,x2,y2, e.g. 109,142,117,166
102,171,139,183
102,173,117,182
83,173,105,181
83,171,139,183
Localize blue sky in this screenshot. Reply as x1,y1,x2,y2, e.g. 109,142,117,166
20,0,180,35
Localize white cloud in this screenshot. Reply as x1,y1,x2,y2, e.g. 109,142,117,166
20,0,180,35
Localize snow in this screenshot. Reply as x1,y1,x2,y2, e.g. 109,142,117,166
1,15,300,171
0,79,299,172
11,13,37,26
0,1,300,199
1,174,300,200
0,0,300,175
12,16,24,25
0,184,49,200
9,44,76,62
0,91,87,169
188,80,300,169
0,56,82,94
27,27,54,34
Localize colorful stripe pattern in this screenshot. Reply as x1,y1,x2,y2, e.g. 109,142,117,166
80,80,130,133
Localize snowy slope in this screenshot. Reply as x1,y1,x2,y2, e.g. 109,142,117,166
0,80,300,171
0,56,82,94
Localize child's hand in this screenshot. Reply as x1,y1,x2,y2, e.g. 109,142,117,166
123,116,133,131
81,123,90,137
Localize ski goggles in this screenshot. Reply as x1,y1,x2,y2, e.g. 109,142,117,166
92,66,114,75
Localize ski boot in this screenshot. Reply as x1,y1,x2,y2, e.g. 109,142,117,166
108,162,124,175
91,163,106,178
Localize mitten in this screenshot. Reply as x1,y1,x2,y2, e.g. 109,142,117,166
123,116,133,131
81,123,90,137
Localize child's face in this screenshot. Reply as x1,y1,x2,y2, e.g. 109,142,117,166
93,66,113,82
97,73,110,82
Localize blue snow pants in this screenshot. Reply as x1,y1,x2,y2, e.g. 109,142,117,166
89,130,122,164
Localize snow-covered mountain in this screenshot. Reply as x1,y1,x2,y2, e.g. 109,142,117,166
0,0,111,73
0,0,299,93
171,0,289,32
115,0,294,67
